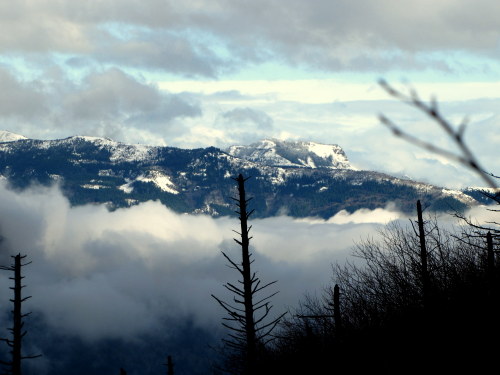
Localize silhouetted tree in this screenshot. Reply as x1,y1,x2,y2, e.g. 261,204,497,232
0,254,40,375
415,200,431,307
332,284,342,336
164,356,174,375
212,174,285,375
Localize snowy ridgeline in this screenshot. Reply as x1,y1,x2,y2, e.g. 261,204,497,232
0,130,27,142
0,131,353,170
0,130,487,216
227,139,353,170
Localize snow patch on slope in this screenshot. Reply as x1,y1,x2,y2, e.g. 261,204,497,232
119,180,134,194
70,136,158,163
120,171,179,195
0,130,27,142
109,144,158,163
137,172,178,194
441,188,479,205
227,139,353,169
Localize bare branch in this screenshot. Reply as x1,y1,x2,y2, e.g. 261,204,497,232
379,79,497,189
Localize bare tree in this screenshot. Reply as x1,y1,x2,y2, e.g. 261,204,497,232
164,355,174,375
0,254,40,375
212,174,285,375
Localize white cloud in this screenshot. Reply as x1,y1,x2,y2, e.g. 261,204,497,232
159,79,500,103
2,0,500,76
0,67,201,142
327,204,406,225
0,182,411,342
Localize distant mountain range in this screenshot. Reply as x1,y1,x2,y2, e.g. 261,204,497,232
0,130,490,218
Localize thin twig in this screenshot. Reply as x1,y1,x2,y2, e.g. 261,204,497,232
378,79,497,189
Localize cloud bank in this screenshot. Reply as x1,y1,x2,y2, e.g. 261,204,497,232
0,181,410,344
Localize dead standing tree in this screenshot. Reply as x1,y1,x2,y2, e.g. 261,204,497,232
415,200,430,308
212,174,285,375
0,254,40,375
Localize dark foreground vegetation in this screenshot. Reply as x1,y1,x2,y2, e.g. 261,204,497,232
208,169,499,375
266,212,499,373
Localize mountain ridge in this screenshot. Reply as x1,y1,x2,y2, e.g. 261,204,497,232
0,131,483,218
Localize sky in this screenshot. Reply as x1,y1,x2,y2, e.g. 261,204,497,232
0,0,499,188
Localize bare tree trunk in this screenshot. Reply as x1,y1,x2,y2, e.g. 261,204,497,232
333,284,342,337
166,355,174,375
12,254,23,375
236,174,257,374
417,200,430,308
487,231,495,297
212,174,284,375
487,231,494,275
0,254,40,375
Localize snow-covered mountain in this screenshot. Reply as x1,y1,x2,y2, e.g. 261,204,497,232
0,132,483,217
227,139,353,169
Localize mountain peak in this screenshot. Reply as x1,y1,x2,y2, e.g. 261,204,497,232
226,138,353,169
0,130,27,142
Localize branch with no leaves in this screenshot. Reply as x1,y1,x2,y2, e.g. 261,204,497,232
378,79,498,189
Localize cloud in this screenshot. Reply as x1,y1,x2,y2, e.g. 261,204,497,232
0,67,201,143
2,0,500,75
220,107,273,130
0,67,47,120
0,181,411,343
327,204,406,224
209,107,275,145
64,68,201,126
0,1,92,53
96,30,228,77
